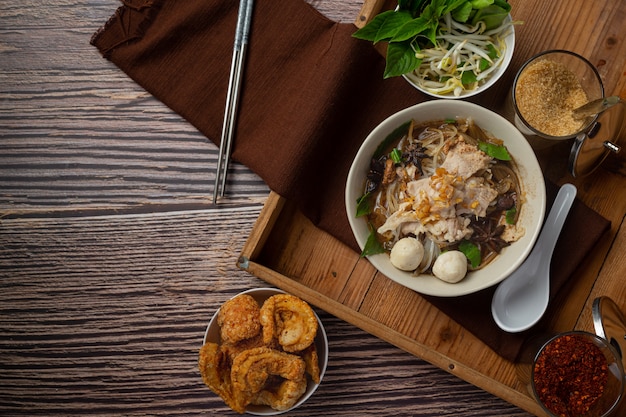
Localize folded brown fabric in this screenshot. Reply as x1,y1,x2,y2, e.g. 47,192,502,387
91,0,610,361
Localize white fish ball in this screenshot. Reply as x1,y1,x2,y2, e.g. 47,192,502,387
390,237,424,271
432,250,468,283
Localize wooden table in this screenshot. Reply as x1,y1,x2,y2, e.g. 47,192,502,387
1,1,624,416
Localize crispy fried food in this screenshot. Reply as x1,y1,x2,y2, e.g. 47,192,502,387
299,343,321,384
252,376,308,411
199,293,321,414
231,347,306,412
260,294,318,352
198,342,243,413
218,294,261,345
222,333,270,363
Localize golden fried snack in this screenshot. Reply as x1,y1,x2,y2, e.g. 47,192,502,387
198,342,243,413
199,293,321,414
252,376,307,411
260,294,318,352
222,333,269,363
217,294,261,345
299,343,321,384
231,346,306,412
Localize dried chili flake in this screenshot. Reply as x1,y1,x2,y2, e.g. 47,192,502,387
533,334,609,417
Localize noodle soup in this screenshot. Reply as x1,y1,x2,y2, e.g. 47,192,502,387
355,117,524,284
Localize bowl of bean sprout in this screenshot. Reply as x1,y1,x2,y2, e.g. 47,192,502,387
353,1,517,99
403,14,516,99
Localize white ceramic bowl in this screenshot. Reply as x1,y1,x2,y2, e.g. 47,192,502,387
203,288,328,415
403,15,515,99
345,100,546,297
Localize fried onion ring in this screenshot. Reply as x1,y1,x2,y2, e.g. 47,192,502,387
217,294,261,345
260,294,318,352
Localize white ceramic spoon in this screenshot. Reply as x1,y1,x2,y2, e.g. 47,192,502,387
491,183,577,333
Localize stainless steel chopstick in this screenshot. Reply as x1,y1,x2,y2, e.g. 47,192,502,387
213,0,254,204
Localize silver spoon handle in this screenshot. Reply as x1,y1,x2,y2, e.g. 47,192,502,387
572,96,621,119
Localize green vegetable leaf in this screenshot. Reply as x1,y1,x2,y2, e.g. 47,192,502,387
384,41,422,78
461,70,477,85
374,120,412,158
470,0,494,9
444,0,470,15
459,240,481,268
361,225,386,257
486,43,499,60
451,1,473,22
352,10,397,42
505,207,517,224
375,10,415,42
479,57,490,71
471,0,510,30
355,192,371,217
478,142,512,160
391,16,430,42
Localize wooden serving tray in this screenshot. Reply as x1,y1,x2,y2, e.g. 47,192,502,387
239,192,545,415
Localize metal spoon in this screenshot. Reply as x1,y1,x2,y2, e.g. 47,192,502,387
491,184,577,333
572,95,621,120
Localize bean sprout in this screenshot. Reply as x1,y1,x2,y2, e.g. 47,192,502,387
407,13,514,97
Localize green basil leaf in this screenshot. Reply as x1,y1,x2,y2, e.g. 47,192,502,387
479,57,490,71
375,10,415,42
451,1,473,22
352,10,397,42
361,225,386,257
384,41,422,78
445,0,470,14
355,193,371,217
430,0,448,17
374,120,412,158
486,43,499,60
505,206,517,224
493,0,512,12
461,70,477,85
391,16,430,42
471,4,509,30
374,121,411,158
478,142,512,160
470,0,494,9
459,240,481,268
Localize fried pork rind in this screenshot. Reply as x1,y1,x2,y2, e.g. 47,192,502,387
231,347,306,412
198,342,243,413
199,292,321,414
217,294,261,345
260,294,318,352
299,344,321,384
252,376,308,411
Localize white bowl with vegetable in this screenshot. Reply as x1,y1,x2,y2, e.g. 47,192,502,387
354,0,516,99
345,100,546,297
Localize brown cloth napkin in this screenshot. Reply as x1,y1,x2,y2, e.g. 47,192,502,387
91,0,610,361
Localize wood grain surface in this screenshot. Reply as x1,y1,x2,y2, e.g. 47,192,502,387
1,0,624,416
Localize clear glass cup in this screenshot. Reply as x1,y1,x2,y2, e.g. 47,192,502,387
510,50,604,143
517,331,624,417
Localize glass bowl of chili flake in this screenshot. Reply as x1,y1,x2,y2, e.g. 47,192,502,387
531,331,624,417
